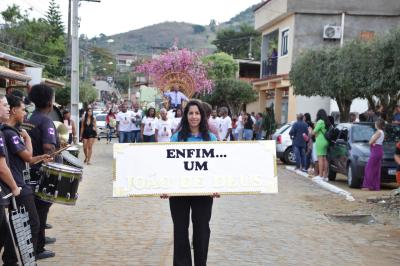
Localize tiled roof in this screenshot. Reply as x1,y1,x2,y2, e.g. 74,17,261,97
0,66,31,82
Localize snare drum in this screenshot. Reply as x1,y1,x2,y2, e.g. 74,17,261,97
62,151,83,169
35,162,82,205
67,146,79,158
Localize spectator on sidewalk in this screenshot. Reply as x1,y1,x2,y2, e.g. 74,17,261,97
362,119,386,191
254,113,264,140
289,113,309,172
311,109,331,181
218,107,232,141
304,113,315,173
395,141,400,186
243,113,254,141
393,105,400,124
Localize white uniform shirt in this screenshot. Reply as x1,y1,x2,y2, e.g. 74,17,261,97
116,111,133,132
142,117,158,136
130,110,143,131
219,116,232,141
171,117,182,132
156,119,173,142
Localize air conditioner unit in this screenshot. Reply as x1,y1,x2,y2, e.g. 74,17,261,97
323,25,342,39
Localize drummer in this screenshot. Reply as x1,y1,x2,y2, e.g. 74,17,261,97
26,84,59,260
1,95,51,262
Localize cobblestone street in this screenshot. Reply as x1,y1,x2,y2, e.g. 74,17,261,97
40,141,400,266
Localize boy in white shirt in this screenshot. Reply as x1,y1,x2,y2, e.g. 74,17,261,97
218,107,232,141
116,103,133,143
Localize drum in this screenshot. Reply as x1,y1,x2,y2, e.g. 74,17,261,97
62,151,83,169
35,162,82,206
66,146,80,158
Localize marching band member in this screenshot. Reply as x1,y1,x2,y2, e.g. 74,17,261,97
1,95,51,263
26,84,59,259
0,94,21,265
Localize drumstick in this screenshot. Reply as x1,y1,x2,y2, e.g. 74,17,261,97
32,145,72,165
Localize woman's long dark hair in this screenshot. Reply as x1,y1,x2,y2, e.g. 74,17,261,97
146,107,156,118
83,108,94,127
177,100,210,141
316,109,330,129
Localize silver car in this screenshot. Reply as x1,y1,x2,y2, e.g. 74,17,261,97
271,122,296,165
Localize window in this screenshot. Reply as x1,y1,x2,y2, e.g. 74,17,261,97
281,29,289,56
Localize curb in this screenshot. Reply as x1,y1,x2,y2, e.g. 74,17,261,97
285,166,355,202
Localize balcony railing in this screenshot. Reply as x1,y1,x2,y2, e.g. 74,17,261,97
261,57,277,78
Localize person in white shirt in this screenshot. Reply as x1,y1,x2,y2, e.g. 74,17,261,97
130,103,143,143
116,103,133,143
141,107,158,142
218,107,232,141
171,108,183,133
155,108,173,142
235,111,244,140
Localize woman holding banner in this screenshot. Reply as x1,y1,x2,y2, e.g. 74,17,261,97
162,100,218,266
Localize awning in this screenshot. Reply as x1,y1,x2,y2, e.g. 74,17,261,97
0,66,31,82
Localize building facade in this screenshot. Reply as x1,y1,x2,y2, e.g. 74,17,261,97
249,0,400,124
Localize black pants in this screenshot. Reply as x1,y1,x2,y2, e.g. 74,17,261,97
169,196,213,266
0,194,40,265
35,198,52,253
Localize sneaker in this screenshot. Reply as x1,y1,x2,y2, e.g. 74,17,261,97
36,249,55,260
301,169,308,173
312,176,322,181
45,223,52,229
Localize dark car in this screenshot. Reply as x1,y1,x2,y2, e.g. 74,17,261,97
328,122,400,188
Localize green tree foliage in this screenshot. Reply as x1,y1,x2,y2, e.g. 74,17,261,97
209,19,217,33
202,52,238,80
263,104,276,139
90,47,115,77
46,0,64,39
80,82,98,105
192,25,206,34
199,79,257,115
0,5,65,78
212,24,261,60
290,41,370,122
55,85,71,107
367,28,400,121
1,4,23,25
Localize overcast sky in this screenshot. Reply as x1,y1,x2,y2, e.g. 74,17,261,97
1,0,261,37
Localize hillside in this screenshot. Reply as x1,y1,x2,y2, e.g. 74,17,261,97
90,5,256,55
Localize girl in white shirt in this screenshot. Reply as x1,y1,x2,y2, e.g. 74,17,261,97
141,107,158,142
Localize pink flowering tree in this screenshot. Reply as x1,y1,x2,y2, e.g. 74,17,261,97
135,48,213,96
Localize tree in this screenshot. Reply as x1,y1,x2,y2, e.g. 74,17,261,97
55,85,71,107
198,79,257,115
202,52,238,80
90,47,115,77
209,19,217,33
192,25,206,34
367,28,400,121
46,0,64,39
80,82,98,105
290,41,369,122
263,104,276,139
212,24,261,60
1,4,23,25
0,5,66,78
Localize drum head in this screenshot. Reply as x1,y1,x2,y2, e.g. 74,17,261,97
43,162,82,174
62,151,83,169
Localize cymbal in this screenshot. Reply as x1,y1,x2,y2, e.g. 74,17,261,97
53,121,69,144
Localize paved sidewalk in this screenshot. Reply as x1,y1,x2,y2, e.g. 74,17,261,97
39,141,400,266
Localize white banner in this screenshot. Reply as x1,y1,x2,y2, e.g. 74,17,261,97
113,141,278,197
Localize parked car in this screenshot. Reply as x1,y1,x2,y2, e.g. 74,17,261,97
96,113,108,139
328,122,400,188
271,122,296,165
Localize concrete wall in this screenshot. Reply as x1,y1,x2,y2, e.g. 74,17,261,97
295,96,331,121
288,0,400,16
255,0,288,31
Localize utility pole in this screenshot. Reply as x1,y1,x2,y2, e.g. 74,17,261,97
340,12,345,47
66,0,72,79
71,0,80,138
71,0,100,141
